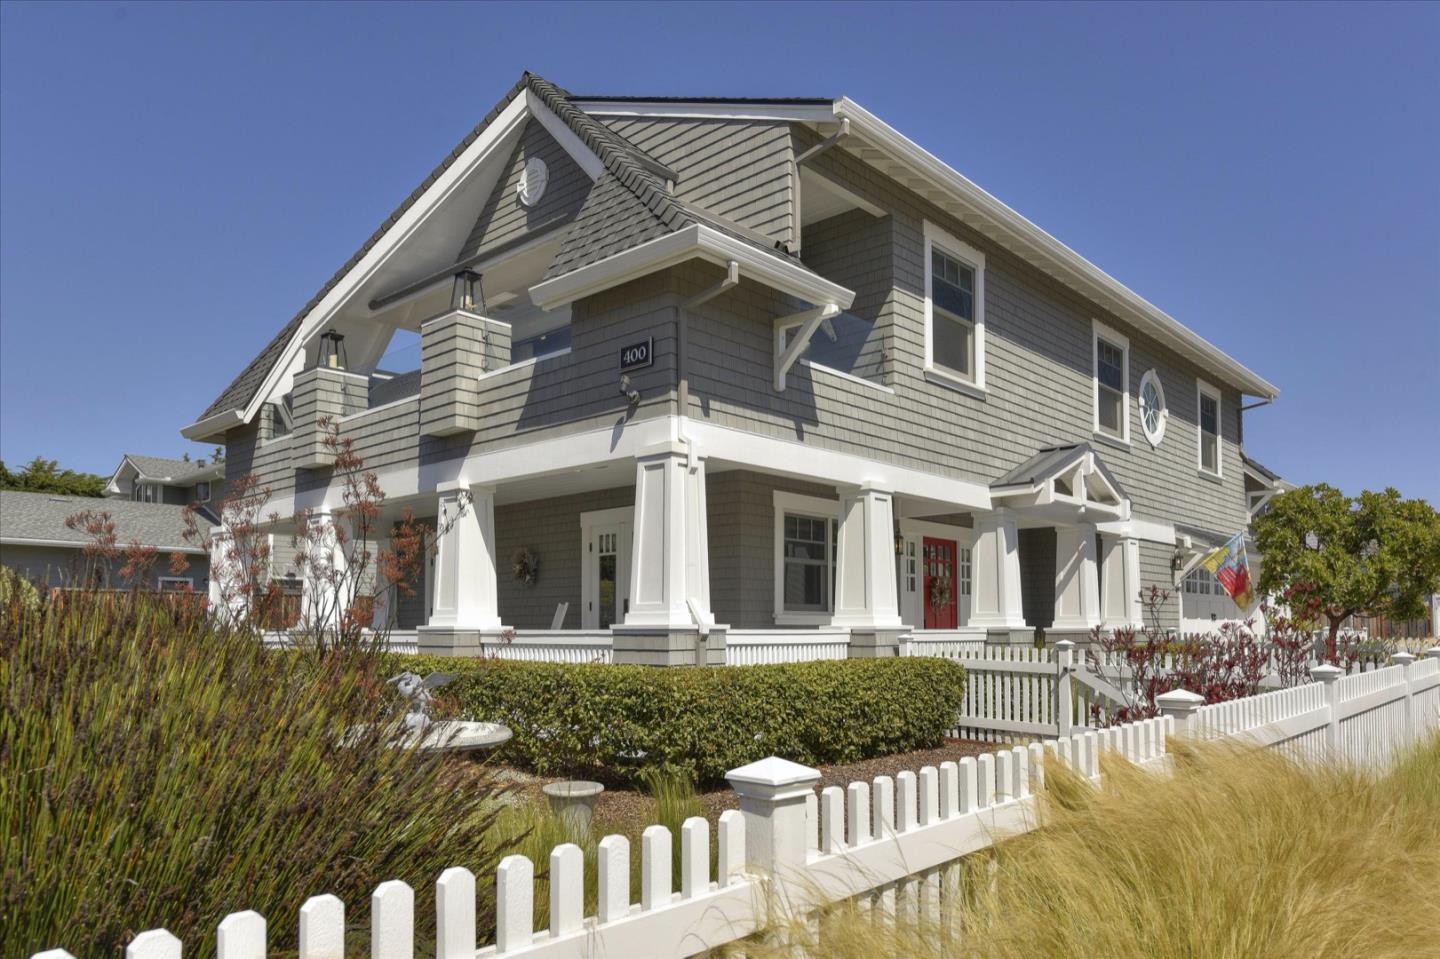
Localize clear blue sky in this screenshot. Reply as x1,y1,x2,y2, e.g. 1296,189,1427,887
2,1,1436,500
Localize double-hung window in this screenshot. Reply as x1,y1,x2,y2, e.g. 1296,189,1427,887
1092,320,1130,442
1197,380,1222,476
773,491,840,621
923,222,985,391
194,481,211,503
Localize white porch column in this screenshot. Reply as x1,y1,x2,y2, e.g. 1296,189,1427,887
369,530,393,632
969,508,1026,630
832,484,902,629
300,510,351,632
1054,524,1100,631
418,483,501,655
625,444,712,628
1099,534,1143,629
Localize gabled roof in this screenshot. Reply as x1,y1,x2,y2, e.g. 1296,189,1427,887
0,490,207,553
120,454,222,485
990,442,1126,502
191,72,835,436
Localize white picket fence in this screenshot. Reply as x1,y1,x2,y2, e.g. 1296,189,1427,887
35,714,1174,959
1172,651,1440,771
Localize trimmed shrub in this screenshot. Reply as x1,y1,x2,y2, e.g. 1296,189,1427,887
404,655,967,784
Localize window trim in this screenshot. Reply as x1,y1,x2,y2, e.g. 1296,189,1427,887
194,481,211,504
922,221,986,392
1196,378,1223,477
1137,368,1168,447
773,490,840,625
158,576,194,591
1091,319,1130,444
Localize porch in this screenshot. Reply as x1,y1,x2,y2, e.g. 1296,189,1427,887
278,442,1150,664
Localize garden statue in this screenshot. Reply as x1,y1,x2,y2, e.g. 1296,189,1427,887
385,670,457,734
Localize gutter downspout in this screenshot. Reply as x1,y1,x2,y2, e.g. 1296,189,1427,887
792,117,850,255
679,260,740,472
678,261,739,640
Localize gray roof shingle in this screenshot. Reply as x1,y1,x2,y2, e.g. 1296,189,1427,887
122,454,222,485
0,490,206,553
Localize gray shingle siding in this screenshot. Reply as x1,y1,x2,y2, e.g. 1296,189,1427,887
600,117,796,248
457,118,591,263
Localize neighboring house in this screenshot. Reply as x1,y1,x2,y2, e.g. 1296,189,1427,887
105,453,225,518
0,490,209,589
0,453,220,590
183,72,1282,661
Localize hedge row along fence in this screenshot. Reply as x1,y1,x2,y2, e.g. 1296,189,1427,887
402,656,968,785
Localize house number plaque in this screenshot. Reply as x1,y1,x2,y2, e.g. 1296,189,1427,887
618,337,653,371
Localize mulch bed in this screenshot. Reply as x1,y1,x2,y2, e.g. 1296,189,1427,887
465,738,997,835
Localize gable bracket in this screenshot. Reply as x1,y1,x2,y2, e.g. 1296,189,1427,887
773,304,841,391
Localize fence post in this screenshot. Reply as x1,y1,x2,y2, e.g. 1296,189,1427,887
1311,664,1343,757
1392,652,1416,743
726,756,822,883
1055,639,1075,737
1155,688,1206,740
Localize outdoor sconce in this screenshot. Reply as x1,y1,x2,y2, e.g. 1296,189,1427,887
451,269,485,314
318,329,348,370
895,533,905,556
1170,548,1186,574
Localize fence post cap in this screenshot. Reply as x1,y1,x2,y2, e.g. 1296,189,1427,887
1054,639,1076,649
1155,688,1206,711
726,756,821,799
1392,651,1417,665
1310,664,1344,683
1425,646,1440,660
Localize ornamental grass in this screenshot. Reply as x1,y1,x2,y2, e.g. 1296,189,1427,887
733,732,1440,959
0,590,508,957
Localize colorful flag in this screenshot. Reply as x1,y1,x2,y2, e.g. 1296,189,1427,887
1199,532,1255,609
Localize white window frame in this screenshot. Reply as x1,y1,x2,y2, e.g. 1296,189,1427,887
1196,378,1223,477
194,481,211,503
1091,319,1130,445
158,576,194,591
773,490,840,625
922,221,986,396
1137,368,1168,447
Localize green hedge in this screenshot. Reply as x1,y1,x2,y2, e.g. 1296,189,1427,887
402,655,967,785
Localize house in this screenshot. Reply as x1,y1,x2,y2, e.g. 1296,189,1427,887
0,453,220,589
183,72,1280,662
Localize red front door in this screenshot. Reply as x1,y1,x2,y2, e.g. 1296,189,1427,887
923,537,958,629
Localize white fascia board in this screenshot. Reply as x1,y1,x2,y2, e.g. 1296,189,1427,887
571,100,837,123
834,97,1279,400
525,89,604,181
181,408,245,442
184,94,534,442
529,224,855,311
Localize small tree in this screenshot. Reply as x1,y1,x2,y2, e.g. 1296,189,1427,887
1253,484,1440,661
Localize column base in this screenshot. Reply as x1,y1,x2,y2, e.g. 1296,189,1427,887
847,627,908,658
612,625,728,666
416,626,509,658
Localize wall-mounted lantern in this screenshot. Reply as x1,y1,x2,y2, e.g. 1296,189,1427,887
451,269,485,314
318,329,348,370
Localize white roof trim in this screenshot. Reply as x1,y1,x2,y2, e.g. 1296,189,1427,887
0,535,208,555
833,96,1277,399
528,223,856,311
572,100,836,123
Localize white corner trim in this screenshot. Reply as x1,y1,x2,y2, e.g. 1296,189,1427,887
1092,317,1130,444
524,89,605,181
528,224,856,311
1196,377,1223,478
835,96,1278,400
922,219,986,391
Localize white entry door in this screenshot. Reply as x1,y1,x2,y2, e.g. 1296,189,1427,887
581,508,632,629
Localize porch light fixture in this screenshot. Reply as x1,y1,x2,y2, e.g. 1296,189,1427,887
451,269,485,314
318,329,348,370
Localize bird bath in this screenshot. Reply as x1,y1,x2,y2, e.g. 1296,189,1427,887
542,780,604,834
